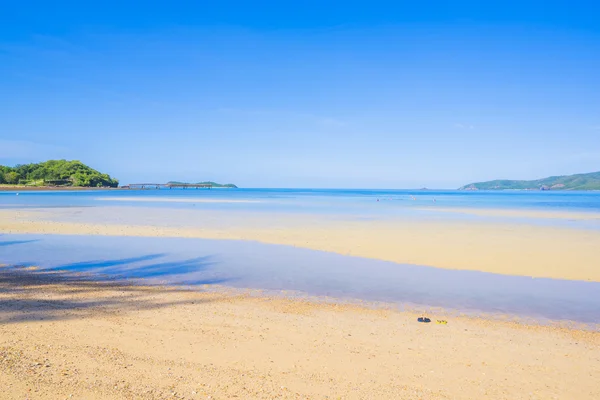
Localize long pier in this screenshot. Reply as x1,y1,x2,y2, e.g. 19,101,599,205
122,183,212,189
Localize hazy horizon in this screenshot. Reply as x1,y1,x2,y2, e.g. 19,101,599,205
2,2,599,188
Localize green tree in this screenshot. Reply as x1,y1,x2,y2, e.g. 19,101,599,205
4,171,20,184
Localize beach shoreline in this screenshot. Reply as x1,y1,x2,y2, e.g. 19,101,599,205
1,265,598,399
2,201,600,399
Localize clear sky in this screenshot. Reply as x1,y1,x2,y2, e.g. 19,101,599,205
1,1,599,188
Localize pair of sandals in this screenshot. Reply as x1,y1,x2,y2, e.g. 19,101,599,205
417,317,448,324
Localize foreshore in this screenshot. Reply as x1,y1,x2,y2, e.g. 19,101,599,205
2,204,600,398
1,266,598,400
2,207,600,281
417,206,600,221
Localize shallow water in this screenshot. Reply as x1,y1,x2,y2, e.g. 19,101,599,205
2,234,599,324
3,189,600,232
2,188,600,213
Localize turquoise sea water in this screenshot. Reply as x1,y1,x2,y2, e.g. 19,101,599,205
2,189,600,324
1,188,600,214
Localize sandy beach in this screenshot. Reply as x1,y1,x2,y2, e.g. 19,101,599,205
2,207,600,281
416,206,600,221
1,266,599,400
2,205,600,398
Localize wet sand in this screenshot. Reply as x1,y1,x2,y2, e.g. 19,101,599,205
2,208,600,281
5,233,600,323
418,206,600,221
1,267,599,400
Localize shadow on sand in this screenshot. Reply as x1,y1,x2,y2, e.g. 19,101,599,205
44,254,227,285
0,239,40,247
0,254,231,324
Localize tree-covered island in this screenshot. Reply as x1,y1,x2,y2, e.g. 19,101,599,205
459,171,600,191
0,160,119,187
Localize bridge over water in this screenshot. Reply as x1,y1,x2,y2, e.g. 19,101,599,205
122,183,212,189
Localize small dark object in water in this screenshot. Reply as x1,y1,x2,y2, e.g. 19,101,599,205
417,317,431,323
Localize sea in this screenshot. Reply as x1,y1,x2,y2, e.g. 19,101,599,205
2,188,600,325
2,187,600,214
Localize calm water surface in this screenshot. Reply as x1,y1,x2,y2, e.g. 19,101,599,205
2,188,600,215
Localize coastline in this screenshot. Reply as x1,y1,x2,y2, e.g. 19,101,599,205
1,265,598,399
0,185,237,192
0,186,122,192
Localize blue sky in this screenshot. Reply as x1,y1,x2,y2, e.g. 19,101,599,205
1,1,599,188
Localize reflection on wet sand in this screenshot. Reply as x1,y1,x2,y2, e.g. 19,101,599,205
2,234,600,324
2,206,600,281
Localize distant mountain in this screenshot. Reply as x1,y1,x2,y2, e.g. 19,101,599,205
459,171,600,191
167,181,238,188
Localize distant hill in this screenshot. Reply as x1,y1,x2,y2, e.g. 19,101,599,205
167,181,238,188
459,171,600,191
0,160,119,187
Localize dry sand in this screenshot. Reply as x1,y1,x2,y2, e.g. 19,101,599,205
2,208,600,281
1,267,599,400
